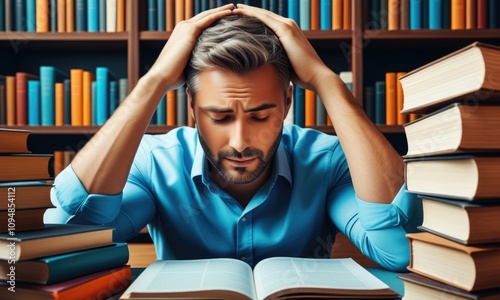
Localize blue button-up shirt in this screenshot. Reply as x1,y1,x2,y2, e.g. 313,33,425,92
46,124,422,271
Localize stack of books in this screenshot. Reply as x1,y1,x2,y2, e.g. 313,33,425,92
0,127,132,299
398,42,500,299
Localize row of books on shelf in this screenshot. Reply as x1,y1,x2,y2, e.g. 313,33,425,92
0,66,128,126
147,0,353,32
0,128,132,299
397,41,500,298
368,0,500,30
1,0,126,33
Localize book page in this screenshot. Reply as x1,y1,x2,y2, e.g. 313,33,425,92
125,258,256,299
253,257,392,300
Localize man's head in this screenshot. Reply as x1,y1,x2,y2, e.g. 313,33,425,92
184,15,293,188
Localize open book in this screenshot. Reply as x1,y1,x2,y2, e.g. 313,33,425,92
119,257,399,300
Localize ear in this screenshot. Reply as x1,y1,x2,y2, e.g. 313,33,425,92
284,83,293,119
186,86,196,124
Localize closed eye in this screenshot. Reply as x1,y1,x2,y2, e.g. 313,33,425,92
252,116,268,122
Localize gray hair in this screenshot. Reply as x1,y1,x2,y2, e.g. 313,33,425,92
184,15,292,97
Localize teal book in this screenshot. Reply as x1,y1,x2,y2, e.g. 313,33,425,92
369,0,381,29
99,0,107,32
0,243,129,284
148,0,158,31
88,0,99,32
96,67,111,125
299,0,310,30
109,80,118,115
27,80,40,125
14,0,26,31
441,0,450,29
288,0,300,25
157,0,165,31
0,0,4,31
40,66,67,126
380,0,388,29
26,0,36,32
489,0,498,28
409,0,421,29
75,0,87,32
50,0,57,31
428,0,442,29
157,93,166,125
64,79,71,125
293,84,305,127
320,0,332,30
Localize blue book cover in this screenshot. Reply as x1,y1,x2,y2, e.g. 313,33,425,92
27,80,40,125
96,67,109,125
409,0,422,29
261,0,269,10
278,0,288,17
428,0,441,29
421,0,428,29
75,0,87,32
364,86,375,123
157,0,165,31
299,0,310,30
148,0,158,31
109,80,118,115
26,0,36,32
50,0,57,31
157,94,166,125
374,81,386,125
64,79,71,125
270,0,278,13
14,0,26,31
150,109,157,125
288,0,300,25
320,0,332,30
99,0,106,32
380,0,388,29
293,84,305,127
176,86,187,126
88,0,99,32
40,66,66,126
0,0,4,31
201,0,209,12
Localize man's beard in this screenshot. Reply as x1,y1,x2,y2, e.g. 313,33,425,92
199,130,282,184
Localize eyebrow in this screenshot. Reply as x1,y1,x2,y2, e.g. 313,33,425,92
201,103,277,113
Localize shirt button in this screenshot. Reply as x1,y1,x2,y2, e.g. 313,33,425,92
241,256,246,261
241,217,246,222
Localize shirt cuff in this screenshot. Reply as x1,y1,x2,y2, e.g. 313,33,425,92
356,183,422,231
52,164,123,224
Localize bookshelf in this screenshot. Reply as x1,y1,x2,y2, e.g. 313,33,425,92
2,0,500,156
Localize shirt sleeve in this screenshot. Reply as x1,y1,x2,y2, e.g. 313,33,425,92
327,157,423,272
45,144,157,242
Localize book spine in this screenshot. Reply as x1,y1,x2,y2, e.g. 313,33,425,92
57,0,66,32
15,73,28,125
288,0,300,26
305,89,316,126
148,0,158,30
380,0,389,29
55,82,65,126
116,0,125,32
99,0,106,32
465,0,476,29
28,80,41,125
70,69,83,126
166,89,176,126
388,0,400,30
293,84,305,127
410,0,422,29
106,0,117,32
320,0,332,30
451,0,465,29
14,0,26,31
0,0,4,32
5,76,15,126
369,0,381,29
83,71,95,126
476,0,487,28
157,93,166,125
428,0,442,29
400,0,410,29
75,0,87,31
88,0,99,32
157,0,165,31
488,0,499,28
36,0,50,32
311,0,320,30
66,0,75,32
332,0,342,29
109,80,118,115
64,79,71,125
442,0,451,28
374,81,386,125
299,0,310,30
343,0,351,29
385,72,397,125
50,0,57,31
40,66,55,125
96,67,109,125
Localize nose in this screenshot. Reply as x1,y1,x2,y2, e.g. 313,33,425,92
228,120,251,153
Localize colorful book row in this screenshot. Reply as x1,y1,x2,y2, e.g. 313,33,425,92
147,0,352,31
369,0,500,30
0,67,128,126
0,0,126,33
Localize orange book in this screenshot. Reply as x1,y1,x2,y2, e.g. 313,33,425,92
327,115,332,126
465,0,476,29
343,0,351,29
332,0,343,30
117,0,125,32
70,69,84,126
36,0,50,32
175,0,185,25
185,0,194,20
57,0,66,32
82,71,95,126
15,72,38,126
55,82,65,126
53,150,65,176
166,0,175,31
396,72,408,125
0,265,132,300
5,76,16,126
166,90,176,126
311,0,320,30
409,113,419,122
385,72,397,126
451,0,466,29
305,89,316,127
66,0,75,32
388,0,400,30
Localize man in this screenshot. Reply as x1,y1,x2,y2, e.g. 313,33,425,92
46,4,422,271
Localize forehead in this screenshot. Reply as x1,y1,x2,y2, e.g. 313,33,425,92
195,65,284,107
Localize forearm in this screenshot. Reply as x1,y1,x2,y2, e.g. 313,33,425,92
317,71,404,203
71,73,166,195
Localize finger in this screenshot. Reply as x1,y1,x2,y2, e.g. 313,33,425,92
190,3,235,22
